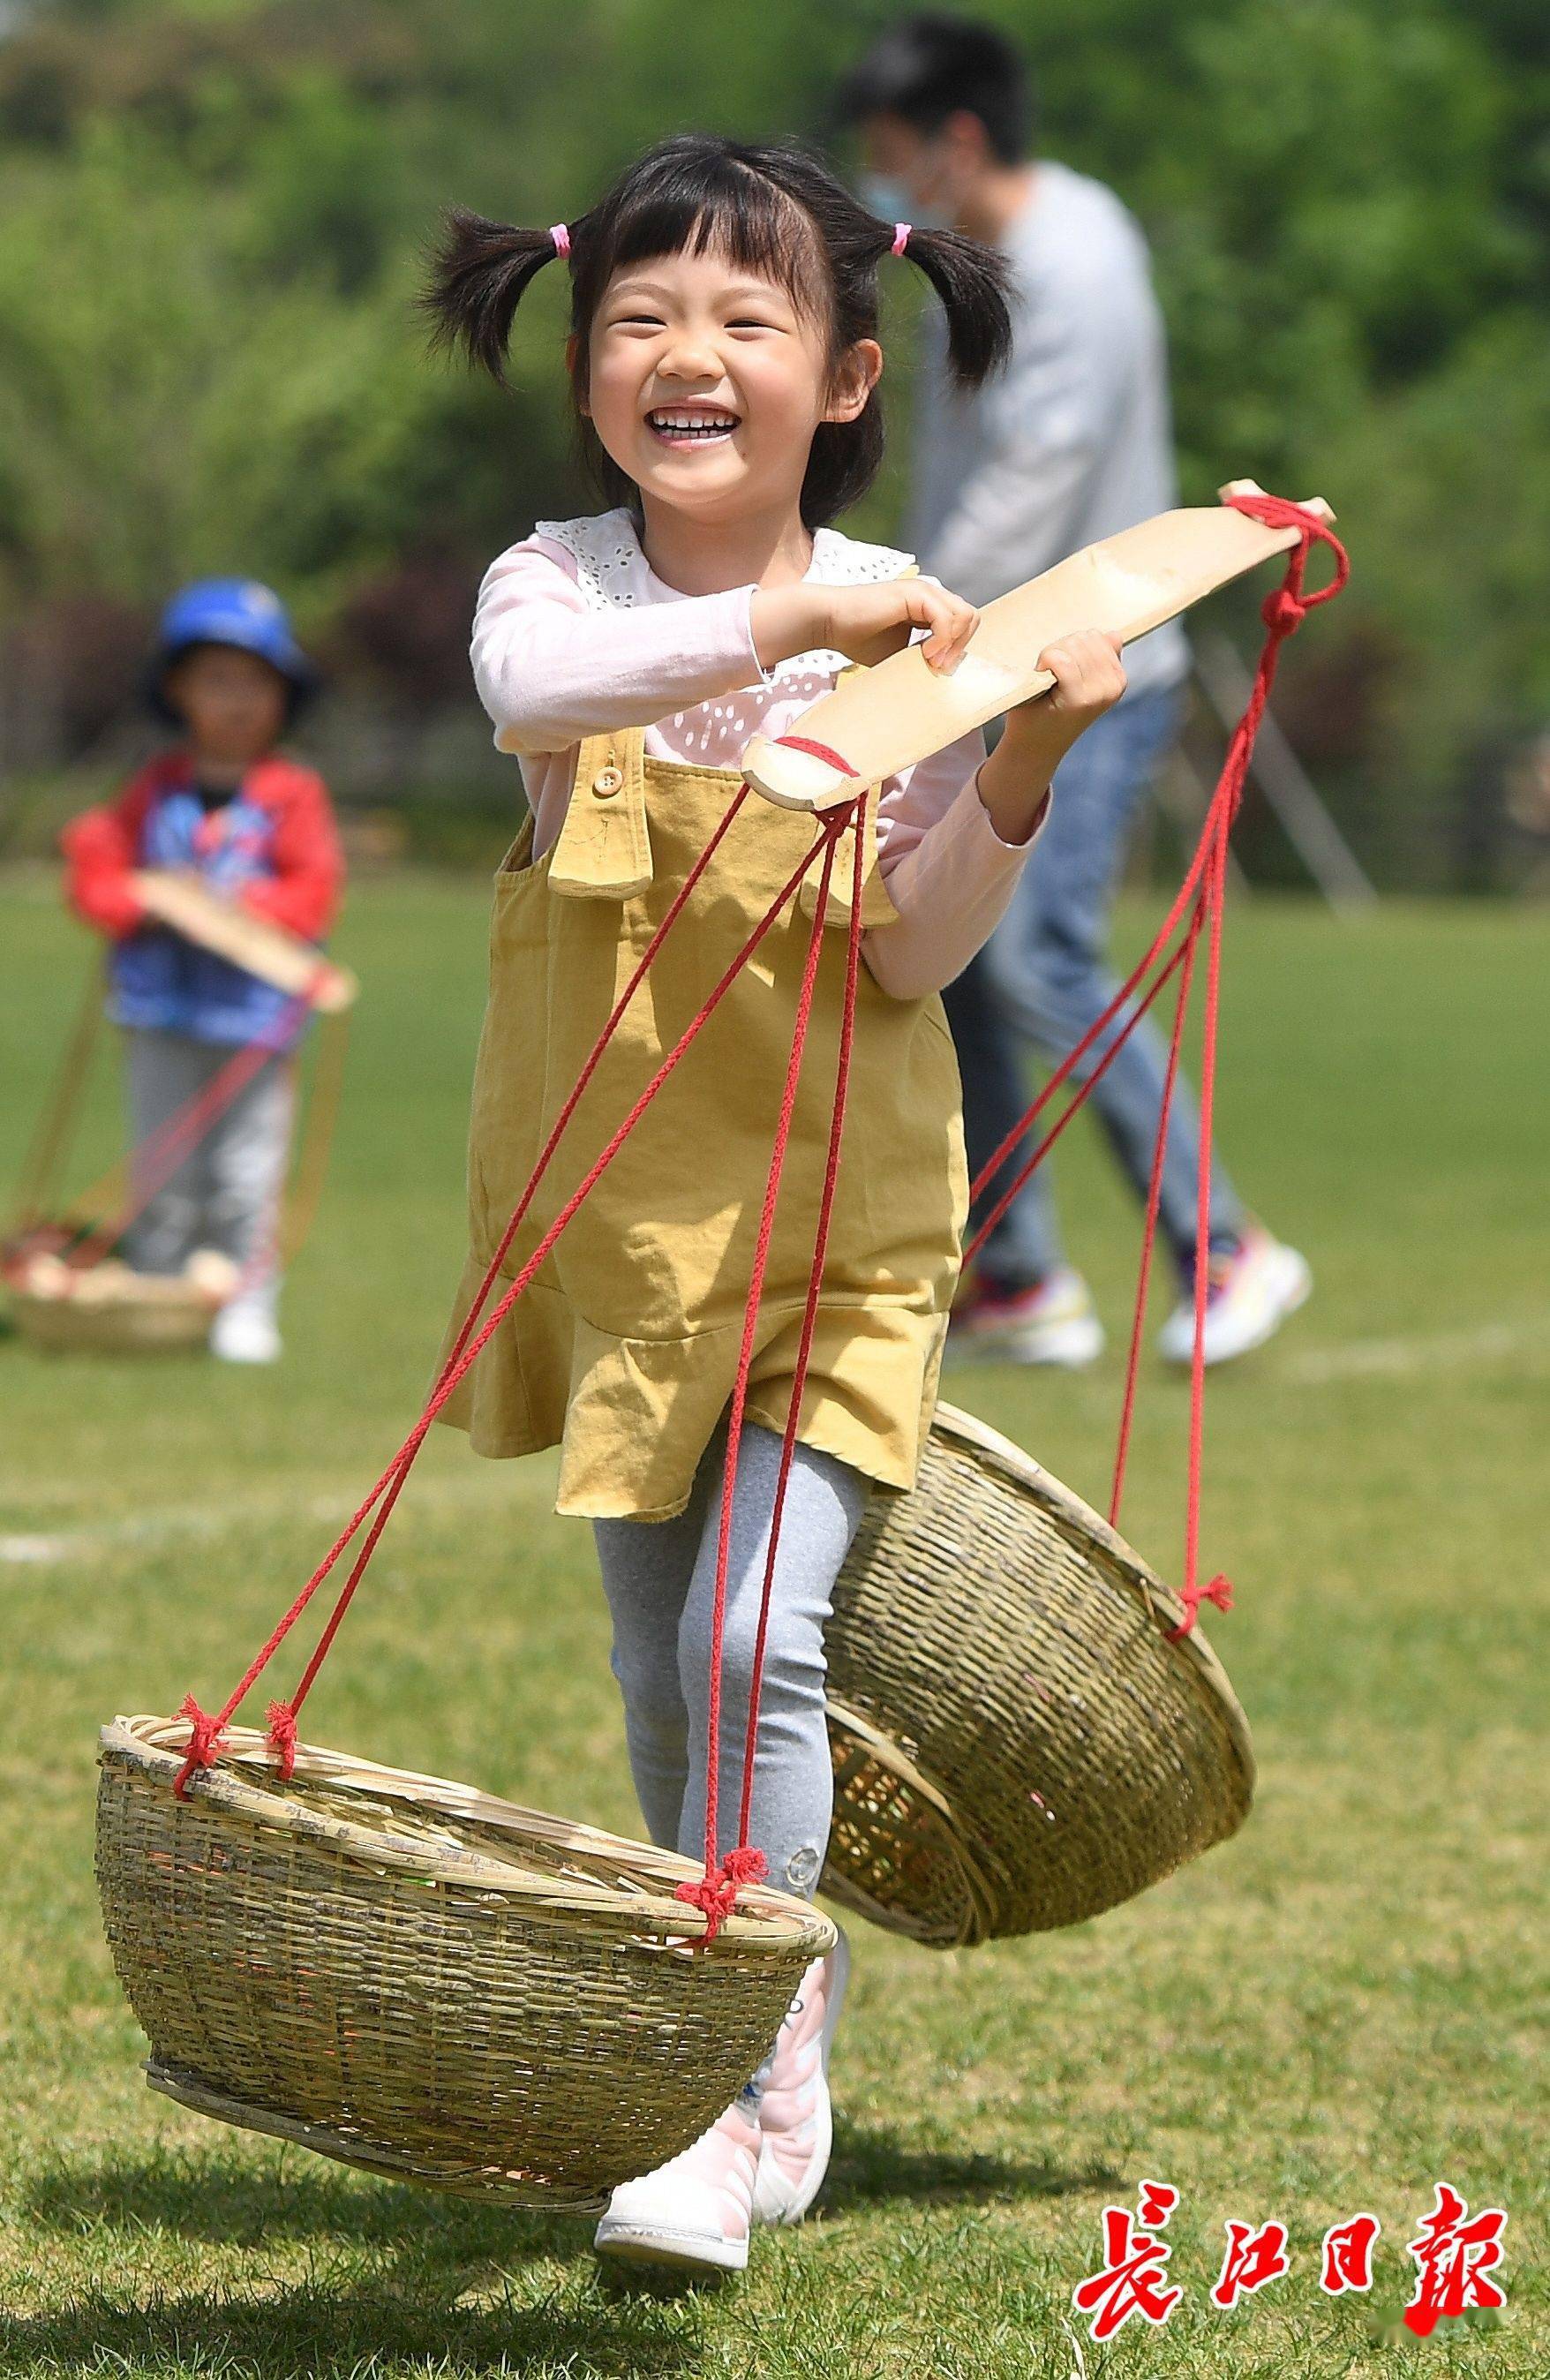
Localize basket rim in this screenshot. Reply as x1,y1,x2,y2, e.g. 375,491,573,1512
100,1713,835,1956
6,1275,221,1312
141,2060,610,2213
926,1400,1257,1789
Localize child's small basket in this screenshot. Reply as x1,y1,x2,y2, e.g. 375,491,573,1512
96,1716,831,2211
821,1402,1254,1947
4,1243,235,1356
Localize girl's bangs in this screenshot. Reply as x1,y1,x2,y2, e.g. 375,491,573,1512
606,162,818,313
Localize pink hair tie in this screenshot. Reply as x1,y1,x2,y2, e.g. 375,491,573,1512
891,222,912,258
549,222,571,260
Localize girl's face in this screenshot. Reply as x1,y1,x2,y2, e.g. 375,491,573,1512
583,244,880,531
163,644,289,767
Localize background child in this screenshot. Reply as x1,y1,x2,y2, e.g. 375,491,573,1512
425,134,1125,2273
62,579,343,1364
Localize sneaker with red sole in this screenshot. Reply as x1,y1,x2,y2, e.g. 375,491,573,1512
752,1930,850,2226
1157,1224,1312,1366
947,1266,1104,1369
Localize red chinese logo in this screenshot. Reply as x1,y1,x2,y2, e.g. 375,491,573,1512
1320,2211,1380,2295
1072,2178,1507,2336
1212,2218,1290,2309
1072,2181,1182,2341
1403,2183,1508,2338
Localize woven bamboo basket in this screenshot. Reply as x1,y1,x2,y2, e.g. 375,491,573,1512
96,1715,832,2212
4,1245,235,1356
821,1402,1255,1947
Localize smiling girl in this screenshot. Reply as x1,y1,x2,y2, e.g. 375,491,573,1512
424,135,1125,2274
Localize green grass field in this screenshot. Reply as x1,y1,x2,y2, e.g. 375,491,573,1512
2,870,1546,2378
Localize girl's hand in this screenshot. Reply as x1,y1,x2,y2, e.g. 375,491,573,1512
977,631,1128,845
752,576,980,675
1007,630,1127,768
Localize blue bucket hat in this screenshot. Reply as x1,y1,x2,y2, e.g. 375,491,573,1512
148,578,320,725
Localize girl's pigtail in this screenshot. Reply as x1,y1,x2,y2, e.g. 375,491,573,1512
421,207,568,385
893,224,1013,388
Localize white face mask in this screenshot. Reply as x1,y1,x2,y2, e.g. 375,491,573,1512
860,172,916,229
859,151,952,235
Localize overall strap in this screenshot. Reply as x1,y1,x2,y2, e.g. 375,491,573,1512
548,726,653,900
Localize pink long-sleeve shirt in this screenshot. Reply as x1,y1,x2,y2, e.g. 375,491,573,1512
470,511,1046,1000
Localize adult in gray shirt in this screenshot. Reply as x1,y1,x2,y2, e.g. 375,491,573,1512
841,16,1309,1368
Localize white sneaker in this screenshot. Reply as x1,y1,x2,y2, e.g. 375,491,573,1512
1158,1227,1312,1367
593,2087,761,2275
752,1929,849,2226
209,1302,282,1365
947,1266,1104,1368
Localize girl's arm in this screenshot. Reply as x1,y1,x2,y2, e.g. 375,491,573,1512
473,542,986,757
473,541,766,754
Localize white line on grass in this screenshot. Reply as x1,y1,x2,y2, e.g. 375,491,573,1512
1280,1309,1550,1383
0,1462,558,1566
5,1312,1546,1568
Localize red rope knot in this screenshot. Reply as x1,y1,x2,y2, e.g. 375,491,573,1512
171,1694,225,1798
265,1699,299,1780
673,1846,769,1945
1167,1574,1236,1641
1260,584,1308,640
1223,489,1351,616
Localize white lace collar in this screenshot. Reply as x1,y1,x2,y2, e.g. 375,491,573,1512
530,509,915,683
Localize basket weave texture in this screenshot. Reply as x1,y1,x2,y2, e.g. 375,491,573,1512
6,1256,222,1354
822,1403,1255,1947
96,1717,831,2212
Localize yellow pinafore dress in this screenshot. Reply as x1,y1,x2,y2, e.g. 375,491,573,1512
437,721,968,1521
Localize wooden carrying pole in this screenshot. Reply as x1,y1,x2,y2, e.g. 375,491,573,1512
741,480,1335,813
131,872,357,1012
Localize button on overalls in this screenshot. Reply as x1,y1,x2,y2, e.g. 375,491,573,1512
437,724,968,1521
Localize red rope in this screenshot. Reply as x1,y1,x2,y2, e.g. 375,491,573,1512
265,787,754,1754
967,498,1346,1224
1168,1574,1234,1641
69,973,327,1269
176,796,835,1799
964,490,1348,1630
4,957,106,1239
1182,820,1231,1610
734,794,869,1858
965,930,1195,1265
174,493,1348,1903
1109,892,1205,1526
675,801,854,1936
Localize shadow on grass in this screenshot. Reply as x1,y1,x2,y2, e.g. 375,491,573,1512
825,2118,1120,2213
0,2282,699,2379
25,2144,590,2263
11,2125,1115,2372
28,2120,1116,2255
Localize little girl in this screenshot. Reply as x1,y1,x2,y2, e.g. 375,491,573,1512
425,134,1125,2274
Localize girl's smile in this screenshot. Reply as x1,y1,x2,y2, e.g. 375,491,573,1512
644,403,741,448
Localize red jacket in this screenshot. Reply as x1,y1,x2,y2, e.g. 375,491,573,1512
63,751,344,945
63,752,346,1044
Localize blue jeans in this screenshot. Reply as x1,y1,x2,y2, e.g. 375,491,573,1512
944,686,1245,1291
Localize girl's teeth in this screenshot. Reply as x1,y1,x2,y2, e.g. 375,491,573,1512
651,413,736,437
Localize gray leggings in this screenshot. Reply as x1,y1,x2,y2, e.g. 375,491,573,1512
124,1028,293,1319
593,1424,868,1899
